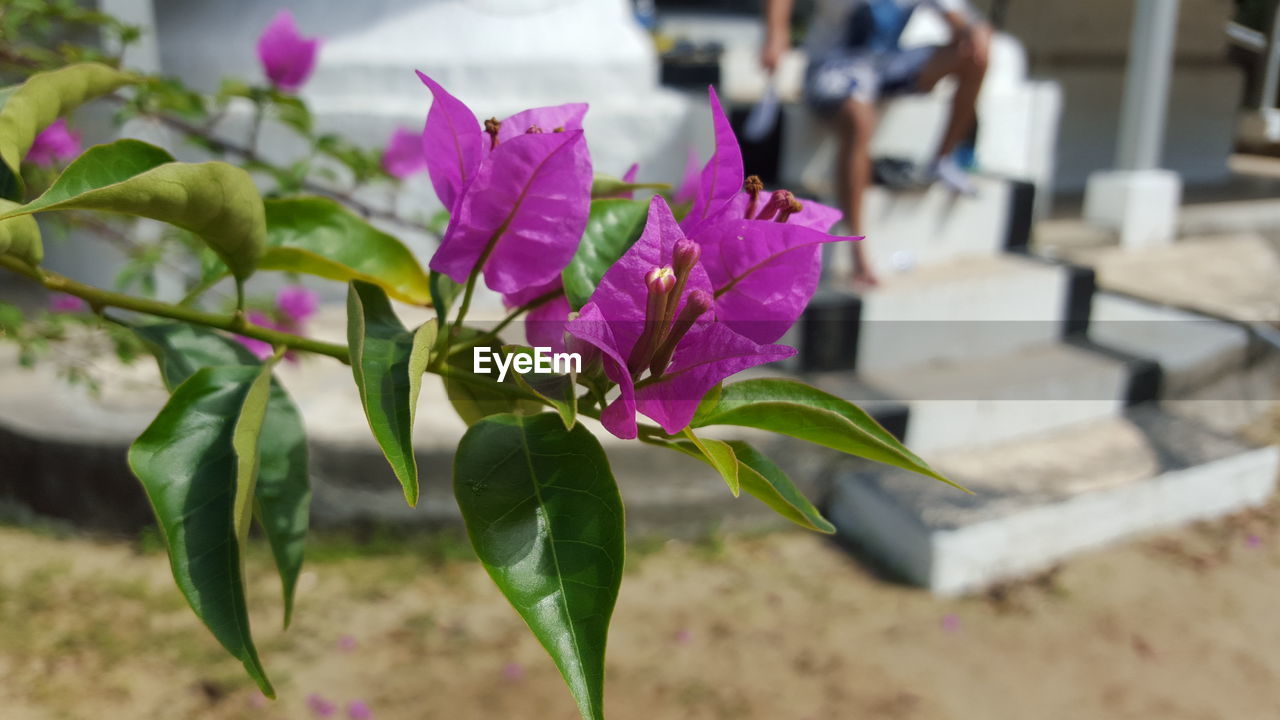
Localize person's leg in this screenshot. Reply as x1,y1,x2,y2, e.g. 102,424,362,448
835,96,878,287
915,29,991,161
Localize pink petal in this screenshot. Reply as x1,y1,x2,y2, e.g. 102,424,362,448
502,661,525,682
257,10,320,93
523,294,573,354
49,292,87,313
25,118,81,167
613,163,640,199
566,303,638,439
381,126,429,179
416,71,483,212
696,219,856,343
497,103,588,143
682,86,744,234
346,699,373,719
673,146,701,204
635,322,793,434
276,285,319,324
431,131,592,295
306,693,337,717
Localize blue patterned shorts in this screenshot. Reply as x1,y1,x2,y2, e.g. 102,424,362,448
805,45,941,110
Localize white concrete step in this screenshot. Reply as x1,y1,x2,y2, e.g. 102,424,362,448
859,341,1134,454
1088,292,1252,397
803,254,1073,373
827,406,1279,595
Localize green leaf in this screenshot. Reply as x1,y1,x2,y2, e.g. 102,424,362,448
503,344,578,429
428,270,461,330
562,198,649,309
232,358,275,557
454,413,623,720
590,174,671,198
658,437,833,533
692,378,962,490
0,62,139,199
0,139,265,280
260,197,430,304
132,322,311,626
726,441,834,533
0,198,41,265
681,427,740,496
127,366,274,696
346,280,428,506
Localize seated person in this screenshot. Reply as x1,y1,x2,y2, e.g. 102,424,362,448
762,0,991,287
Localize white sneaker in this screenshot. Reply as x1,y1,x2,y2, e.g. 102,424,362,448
927,157,978,196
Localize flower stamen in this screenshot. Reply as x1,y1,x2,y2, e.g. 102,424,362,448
649,289,713,377
628,266,676,374
743,175,764,219
484,117,502,149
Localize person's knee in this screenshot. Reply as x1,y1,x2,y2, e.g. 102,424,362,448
839,99,876,143
966,27,992,77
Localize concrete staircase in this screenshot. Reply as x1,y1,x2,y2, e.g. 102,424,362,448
790,166,1277,593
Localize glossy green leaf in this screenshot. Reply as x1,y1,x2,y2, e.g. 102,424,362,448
0,62,139,199
127,366,274,696
0,139,265,279
133,322,311,625
658,437,833,533
681,427,740,496
442,330,539,425
503,344,578,429
429,270,461,330
562,198,649,309
0,199,41,265
726,441,834,533
260,197,430,304
692,378,961,490
232,360,275,556
590,174,670,198
347,280,428,506
454,413,624,720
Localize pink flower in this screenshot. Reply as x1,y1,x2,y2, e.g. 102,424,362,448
236,311,278,360
25,119,81,167
502,661,524,682
941,614,961,633
381,126,429,179
306,693,337,717
336,634,358,652
417,72,592,296
673,628,693,645
49,293,87,313
276,285,318,324
257,10,320,93
346,699,373,719
1245,534,1262,549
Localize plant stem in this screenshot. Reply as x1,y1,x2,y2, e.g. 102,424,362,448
0,256,350,363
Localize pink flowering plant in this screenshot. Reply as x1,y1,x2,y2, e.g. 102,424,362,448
0,17,957,720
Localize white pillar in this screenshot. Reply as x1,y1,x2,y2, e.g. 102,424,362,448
1261,2,1280,112
1083,0,1183,250
1115,0,1180,171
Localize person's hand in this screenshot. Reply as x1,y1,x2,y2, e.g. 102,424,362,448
761,34,789,73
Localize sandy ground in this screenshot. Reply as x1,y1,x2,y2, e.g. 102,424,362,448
1,490,1279,720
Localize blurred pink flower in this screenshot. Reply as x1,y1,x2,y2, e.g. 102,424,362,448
306,693,337,717
26,119,81,167
247,692,268,709
236,311,278,360
336,634,358,652
49,293,87,313
673,628,692,645
1245,534,1262,549
502,661,524,682
346,699,373,719
257,9,320,93
941,614,961,633
277,285,318,324
381,126,429,180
